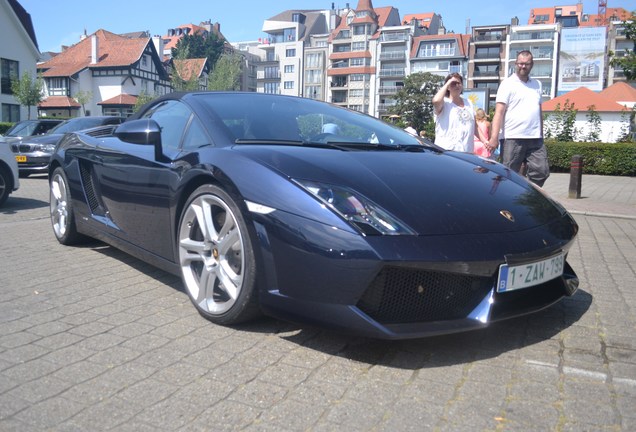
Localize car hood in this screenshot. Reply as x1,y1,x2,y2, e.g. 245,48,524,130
233,145,569,236
20,134,63,145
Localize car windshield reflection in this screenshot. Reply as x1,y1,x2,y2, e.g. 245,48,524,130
196,93,425,148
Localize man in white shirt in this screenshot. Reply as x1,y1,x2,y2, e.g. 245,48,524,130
488,51,549,186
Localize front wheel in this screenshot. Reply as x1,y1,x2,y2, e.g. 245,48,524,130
0,166,11,207
50,167,85,245
178,184,260,324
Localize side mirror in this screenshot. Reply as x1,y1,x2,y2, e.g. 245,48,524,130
114,119,167,162
114,119,161,146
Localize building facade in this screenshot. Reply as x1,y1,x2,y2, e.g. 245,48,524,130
38,30,171,118
1,0,40,121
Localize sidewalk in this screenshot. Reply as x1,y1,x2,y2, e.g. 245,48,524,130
541,173,636,220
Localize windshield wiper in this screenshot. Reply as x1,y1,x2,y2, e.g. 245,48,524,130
234,138,435,152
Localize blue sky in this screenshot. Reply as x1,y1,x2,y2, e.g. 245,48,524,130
19,0,634,53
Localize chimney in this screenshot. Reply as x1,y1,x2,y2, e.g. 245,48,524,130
91,34,98,64
152,35,165,58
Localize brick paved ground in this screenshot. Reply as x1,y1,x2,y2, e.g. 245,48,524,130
0,174,634,431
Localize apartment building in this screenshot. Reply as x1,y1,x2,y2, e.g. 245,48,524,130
303,33,330,100
375,25,412,117
256,9,331,96
607,20,633,86
326,1,403,113
467,24,511,109
505,24,560,100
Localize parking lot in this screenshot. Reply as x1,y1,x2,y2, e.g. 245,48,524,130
1,174,635,431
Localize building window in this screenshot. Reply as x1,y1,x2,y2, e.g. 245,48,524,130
333,44,351,53
474,47,500,59
350,74,369,82
1,58,19,95
264,82,280,94
284,65,294,73
264,66,279,79
353,25,367,36
284,29,297,42
286,49,296,57
305,53,323,69
47,77,69,96
141,56,148,67
417,42,455,58
352,42,366,51
305,85,321,99
351,58,368,67
284,81,294,89
305,69,322,84
2,103,20,122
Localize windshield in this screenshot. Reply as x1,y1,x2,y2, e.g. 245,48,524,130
5,121,37,137
49,117,110,134
196,93,423,148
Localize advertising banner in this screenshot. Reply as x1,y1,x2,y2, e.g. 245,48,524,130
557,27,606,95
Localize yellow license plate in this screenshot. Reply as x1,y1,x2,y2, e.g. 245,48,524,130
15,155,27,162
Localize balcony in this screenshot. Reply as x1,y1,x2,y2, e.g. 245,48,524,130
474,34,503,43
379,52,406,61
378,86,403,95
380,33,408,43
379,68,405,77
473,70,499,77
378,102,397,111
256,71,281,80
474,52,501,60
511,32,555,41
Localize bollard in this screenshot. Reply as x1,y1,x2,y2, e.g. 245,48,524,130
568,155,583,199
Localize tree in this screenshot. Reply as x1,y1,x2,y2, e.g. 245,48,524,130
172,32,226,69
609,11,636,80
585,105,601,142
208,53,243,91
543,100,578,141
388,72,444,137
73,90,92,116
133,91,154,113
10,71,44,119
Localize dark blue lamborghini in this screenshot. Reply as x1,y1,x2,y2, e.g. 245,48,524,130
49,92,579,339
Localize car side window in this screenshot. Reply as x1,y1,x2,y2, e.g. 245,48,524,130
143,100,192,150
182,116,212,150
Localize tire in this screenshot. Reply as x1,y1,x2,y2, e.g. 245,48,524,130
0,166,11,207
50,167,85,245
178,184,260,324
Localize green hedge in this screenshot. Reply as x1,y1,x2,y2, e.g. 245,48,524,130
546,141,636,176
0,122,13,135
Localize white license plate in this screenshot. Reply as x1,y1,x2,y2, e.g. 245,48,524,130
497,252,565,293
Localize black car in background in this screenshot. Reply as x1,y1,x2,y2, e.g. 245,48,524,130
11,116,124,176
0,119,62,142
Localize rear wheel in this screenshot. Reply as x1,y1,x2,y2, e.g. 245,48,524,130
50,167,85,244
0,166,11,207
178,184,260,324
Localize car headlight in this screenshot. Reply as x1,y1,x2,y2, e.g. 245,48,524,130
34,143,56,153
293,179,415,236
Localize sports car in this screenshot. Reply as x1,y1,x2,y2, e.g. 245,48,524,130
49,91,579,340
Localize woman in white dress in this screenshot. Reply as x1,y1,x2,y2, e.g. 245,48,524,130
432,73,486,152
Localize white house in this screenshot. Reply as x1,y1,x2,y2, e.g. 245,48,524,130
37,29,171,118
0,0,40,121
542,86,632,143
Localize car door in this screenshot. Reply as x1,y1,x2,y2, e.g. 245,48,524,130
92,100,200,261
